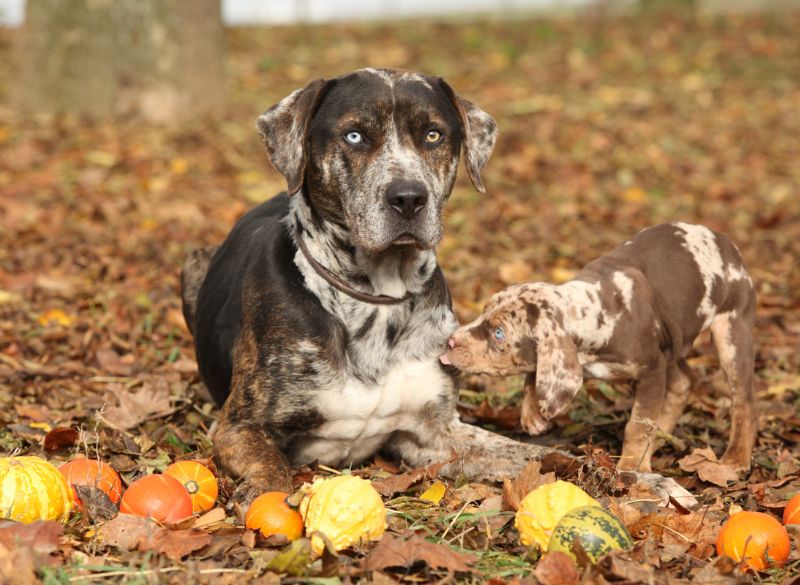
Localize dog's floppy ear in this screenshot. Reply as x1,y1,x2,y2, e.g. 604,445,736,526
437,79,497,193
256,78,331,196
532,313,583,420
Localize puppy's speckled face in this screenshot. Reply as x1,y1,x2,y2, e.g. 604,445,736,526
441,285,540,376
257,68,497,254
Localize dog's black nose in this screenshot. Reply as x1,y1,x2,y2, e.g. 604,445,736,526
385,180,429,220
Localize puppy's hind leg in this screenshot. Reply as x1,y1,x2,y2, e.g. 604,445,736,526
712,310,757,471
180,245,219,334
657,358,693,436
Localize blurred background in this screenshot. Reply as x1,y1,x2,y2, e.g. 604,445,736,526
1,0,798,463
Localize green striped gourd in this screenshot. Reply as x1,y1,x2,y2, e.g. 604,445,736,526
547,505,632,563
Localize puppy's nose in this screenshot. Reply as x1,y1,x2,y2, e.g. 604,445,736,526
447,336,457,349
385,180,428,220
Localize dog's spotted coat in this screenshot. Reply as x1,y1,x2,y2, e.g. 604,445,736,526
443,222,757,473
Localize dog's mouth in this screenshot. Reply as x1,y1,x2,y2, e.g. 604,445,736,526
391,233,422,247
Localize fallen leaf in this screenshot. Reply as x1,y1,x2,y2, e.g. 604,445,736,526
194,507,228,530
0,521,62,557
372,461,446,497
534,551,578,585
43,426,79,451
97,514,160,550
153,528,212,561
36,308,72,327
502,460,555,511
266,538,313,576
75,485,118,522
678,448,739,487
419,480,447,505
365,533,474,573
95,349,135,376
97,513,210,560
100,380,176,430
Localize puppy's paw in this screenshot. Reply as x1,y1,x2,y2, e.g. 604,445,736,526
520,398,553,435
624,471,698,509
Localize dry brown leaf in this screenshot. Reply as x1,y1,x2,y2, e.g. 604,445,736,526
0,521,62,557
101,379,176,430
0,543,37,585
365,533,474,573
502,460,556,511
97,513,211,560
43,426,79,451
95,348,134,376
372,461,446,497
533,551,578,585
678,448,739,487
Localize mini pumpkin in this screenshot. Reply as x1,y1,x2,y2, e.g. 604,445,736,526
716,511,790,571
59,458,123,508
245,492,304,540
120,474,193,523
782,493,800,525
164,460,218,513
0,456,73,523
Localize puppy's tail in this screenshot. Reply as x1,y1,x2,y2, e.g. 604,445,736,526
180,246,219,335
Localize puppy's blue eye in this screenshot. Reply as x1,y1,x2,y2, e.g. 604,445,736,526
494,327,505,342
345,131,363,145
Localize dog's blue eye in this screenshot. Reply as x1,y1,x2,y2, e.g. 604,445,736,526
494,327,505,342
345,131,363,145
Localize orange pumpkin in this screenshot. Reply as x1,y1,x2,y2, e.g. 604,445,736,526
245,492,303,540
59,458,123,508
782,493,800,525
164,460,218,513
120,474,193,523
0,456,73,523
716,511,790,571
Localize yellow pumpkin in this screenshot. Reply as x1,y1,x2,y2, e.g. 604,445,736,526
0,456,73,523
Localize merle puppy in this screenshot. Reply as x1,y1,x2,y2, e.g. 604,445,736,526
181,68,693,506
442,223,756,474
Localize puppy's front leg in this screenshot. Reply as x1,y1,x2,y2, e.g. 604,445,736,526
520,372,554,435
214,410,293,507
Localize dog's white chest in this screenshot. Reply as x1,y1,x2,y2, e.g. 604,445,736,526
295,358,450,466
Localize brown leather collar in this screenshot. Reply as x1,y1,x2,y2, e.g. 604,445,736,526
295,233,414,305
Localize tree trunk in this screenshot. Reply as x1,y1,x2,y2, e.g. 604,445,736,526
18,0,225,124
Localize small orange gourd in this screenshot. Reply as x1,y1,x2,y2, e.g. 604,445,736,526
245,492,303,540
716,511,790,571
164,460,218,513
0,456,73,523
782,493,800,525
120,474,193,523
59,458,123,508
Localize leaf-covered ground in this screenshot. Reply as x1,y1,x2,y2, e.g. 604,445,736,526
1,7,800,584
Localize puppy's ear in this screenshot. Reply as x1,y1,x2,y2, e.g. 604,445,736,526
256,78,332,196
533,314,583,420
437,79,497,193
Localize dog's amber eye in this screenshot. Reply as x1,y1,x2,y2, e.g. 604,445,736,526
425,130,443,144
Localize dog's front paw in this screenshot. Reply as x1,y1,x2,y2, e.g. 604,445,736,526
520,398,553,435
624,471,698,509
229,476,293,517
